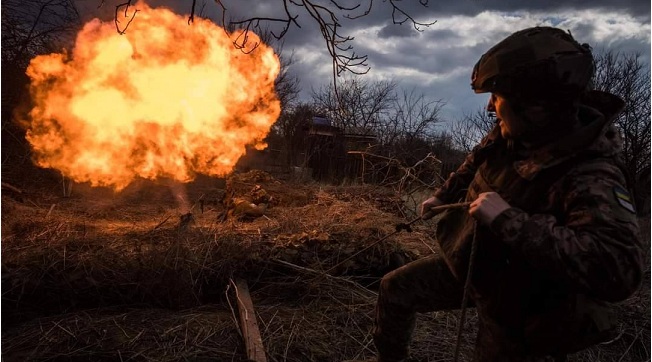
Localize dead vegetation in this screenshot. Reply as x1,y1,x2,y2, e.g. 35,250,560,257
1,170,649,361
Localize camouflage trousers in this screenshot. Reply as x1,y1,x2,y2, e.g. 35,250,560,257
372,254,568,362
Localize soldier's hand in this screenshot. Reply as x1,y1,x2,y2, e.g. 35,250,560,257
469,192,511,225
421,196,444,220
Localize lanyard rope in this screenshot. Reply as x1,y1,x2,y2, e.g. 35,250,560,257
453,220,479,361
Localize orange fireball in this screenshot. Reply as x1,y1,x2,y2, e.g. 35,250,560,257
24,1,281,190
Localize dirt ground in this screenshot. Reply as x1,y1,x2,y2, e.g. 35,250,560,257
1,170,649,361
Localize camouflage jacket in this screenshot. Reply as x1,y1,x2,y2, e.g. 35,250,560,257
433,90,644,356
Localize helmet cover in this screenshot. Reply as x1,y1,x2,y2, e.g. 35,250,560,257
471,27,594,99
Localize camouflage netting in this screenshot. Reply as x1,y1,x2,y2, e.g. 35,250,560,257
1,170,649,361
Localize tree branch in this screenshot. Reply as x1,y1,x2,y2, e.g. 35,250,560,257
115,1,138,35
211,1,433,77
388,0,436,31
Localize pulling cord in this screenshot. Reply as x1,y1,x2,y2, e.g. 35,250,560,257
453,220,479,361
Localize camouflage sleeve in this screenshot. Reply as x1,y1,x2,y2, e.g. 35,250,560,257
490,159,644,302
435,125,501,204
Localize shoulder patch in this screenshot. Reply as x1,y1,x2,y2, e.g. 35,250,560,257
613,186,636,214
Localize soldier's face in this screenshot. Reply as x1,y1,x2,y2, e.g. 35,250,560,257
487,93,526,140
487,93,547,141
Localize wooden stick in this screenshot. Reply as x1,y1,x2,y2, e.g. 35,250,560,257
1,182,22,194
398,201,472,229
234,278,267,362
46,204,57,219
423,201,472,213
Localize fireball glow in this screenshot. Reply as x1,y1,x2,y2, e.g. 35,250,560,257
24,2,281,190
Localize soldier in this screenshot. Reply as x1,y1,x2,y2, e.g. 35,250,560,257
370,27,644,362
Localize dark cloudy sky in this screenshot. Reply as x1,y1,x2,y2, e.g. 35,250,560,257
77,0,651,122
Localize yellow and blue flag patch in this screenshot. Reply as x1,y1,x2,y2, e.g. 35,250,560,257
613,186,636,214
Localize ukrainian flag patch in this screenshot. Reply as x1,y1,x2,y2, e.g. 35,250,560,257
613,186,636,214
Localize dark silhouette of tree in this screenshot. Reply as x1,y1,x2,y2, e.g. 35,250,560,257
222,22,301,112
2,0,80,118
379,88,446,163
311,78,448,159
448,106,495,153
311,78,453,187
210,0,436,77
592,50,651,214
1,0,81,180
107,1,436,78
269,102,316,166
2,0,80,68
311,78,397,133
274,48,301,110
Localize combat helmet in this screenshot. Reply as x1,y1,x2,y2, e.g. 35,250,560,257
471,27,594,99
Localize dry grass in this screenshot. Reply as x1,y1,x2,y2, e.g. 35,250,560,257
1,171,649,362
2,171,442,361
2,306,245,361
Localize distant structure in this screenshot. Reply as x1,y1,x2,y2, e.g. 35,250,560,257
237,115,455,185
305,115,378,181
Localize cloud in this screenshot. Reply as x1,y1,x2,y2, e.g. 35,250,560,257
74,1,651,123
377,23,418,39
288,8,650,121
376,0,650,21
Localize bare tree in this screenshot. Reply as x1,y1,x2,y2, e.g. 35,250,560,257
1,0,81,109
270,102,316,166
592,51,651,180
2,0,80,67
592,50,651,214
2,0,81,172
378,88,445,163
222,21,301,111
448,106,495,153
106,1,435,78
380,88,445,144
211,0,436,77
430,130,465,177
311,78,397,133
274,48,301,110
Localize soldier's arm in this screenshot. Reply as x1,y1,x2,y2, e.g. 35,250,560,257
490,160,644,302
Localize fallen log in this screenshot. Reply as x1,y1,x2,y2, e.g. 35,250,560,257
234,278,267,362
